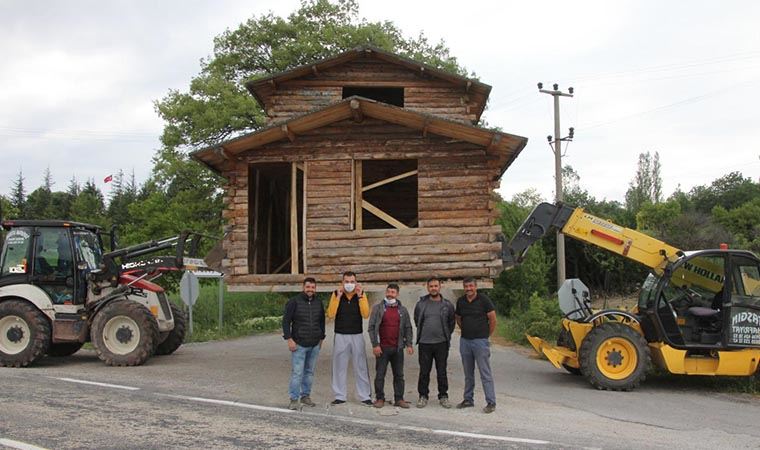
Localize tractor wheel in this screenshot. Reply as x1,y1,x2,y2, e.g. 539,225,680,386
47,342,84,357
0,299,51,367
557,328,581,375
155,302,186,356
579,322,651,391
91,300,159,367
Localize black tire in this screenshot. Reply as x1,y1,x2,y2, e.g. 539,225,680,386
47,342,84,357
91,300,159,366
0,299,51,367
155,302,186,356
557,328,582,375
579,322,651,391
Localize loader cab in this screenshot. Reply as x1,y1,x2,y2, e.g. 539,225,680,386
1,221,104,306
639,250,760,349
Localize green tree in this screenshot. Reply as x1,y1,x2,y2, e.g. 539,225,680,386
625,151,662,213
9,169,26,219
712,198,760,252
70,179,107,227
690,172,760,213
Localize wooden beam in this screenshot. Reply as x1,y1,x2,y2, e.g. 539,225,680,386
486,134,501,152
349,160,355,230
295,162,304,172
265,184,273,274
302,161,308,274
281,124,296,142
290,162,299,274
354,160,363,230
362,170,418,192
350,99,363,123
251,169,260,274
362,199,409,230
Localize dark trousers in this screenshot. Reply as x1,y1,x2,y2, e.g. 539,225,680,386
417,341,449,399
374,346,405,401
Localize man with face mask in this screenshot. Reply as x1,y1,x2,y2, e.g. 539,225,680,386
326,271,372,406
368,283,414,408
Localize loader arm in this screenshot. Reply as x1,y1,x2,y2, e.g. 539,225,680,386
503,202,682,274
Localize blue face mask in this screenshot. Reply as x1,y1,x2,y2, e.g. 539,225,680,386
384,297,397,305
343,283,356,293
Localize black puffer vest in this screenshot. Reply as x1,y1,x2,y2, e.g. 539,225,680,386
291,293,324,347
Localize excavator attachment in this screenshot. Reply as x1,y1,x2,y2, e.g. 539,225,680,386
526,335,579,370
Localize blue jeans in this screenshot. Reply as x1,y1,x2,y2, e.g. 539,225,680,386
460,338,496,405
289,344,320,400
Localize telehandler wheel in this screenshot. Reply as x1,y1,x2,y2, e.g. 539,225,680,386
47,342,84,357
557,328,581,375
155,302,186,356
91,300,159,366
579,322,651,391
0,299,51,367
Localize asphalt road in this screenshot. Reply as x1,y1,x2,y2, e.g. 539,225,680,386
2,305,759,449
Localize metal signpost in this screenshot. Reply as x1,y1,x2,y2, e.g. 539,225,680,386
180,271,199,335
193,269,225,332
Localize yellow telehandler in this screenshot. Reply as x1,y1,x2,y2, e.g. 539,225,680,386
503,202,760,390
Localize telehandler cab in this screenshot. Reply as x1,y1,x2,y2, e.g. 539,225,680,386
503,202,760,390
0,220,212,367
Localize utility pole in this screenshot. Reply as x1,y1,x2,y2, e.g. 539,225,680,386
538,82,574,287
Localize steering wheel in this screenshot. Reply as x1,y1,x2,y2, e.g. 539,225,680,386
670,287,699,309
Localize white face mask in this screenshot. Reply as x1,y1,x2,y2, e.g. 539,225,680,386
343,282,356,293
384,297,397,305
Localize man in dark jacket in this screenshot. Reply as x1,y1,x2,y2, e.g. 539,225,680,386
283,277,325,410
368,283,414,408
414,276,456,408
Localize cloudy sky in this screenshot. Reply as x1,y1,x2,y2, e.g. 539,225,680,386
2,0,759,204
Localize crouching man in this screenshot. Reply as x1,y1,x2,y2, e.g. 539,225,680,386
283,277,325,410
368,283,414,408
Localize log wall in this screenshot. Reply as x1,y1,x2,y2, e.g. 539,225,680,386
267,58,478,125
221,119,503,289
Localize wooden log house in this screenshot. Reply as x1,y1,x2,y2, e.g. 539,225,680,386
191,46,528,291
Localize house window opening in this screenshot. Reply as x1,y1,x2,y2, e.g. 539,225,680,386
355,159,418,230
342,87,404,107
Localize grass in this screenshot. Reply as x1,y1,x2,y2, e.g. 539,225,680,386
167,283,291,343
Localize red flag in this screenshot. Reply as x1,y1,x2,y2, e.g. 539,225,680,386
103,174,113,183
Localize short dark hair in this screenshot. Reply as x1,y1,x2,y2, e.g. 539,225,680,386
303,277,317,285
462,277,477,285
342,271,356,279
426,276,441,285
387,283,400,292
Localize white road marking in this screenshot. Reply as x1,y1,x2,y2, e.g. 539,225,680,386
432,429,550,445
0,437,50,450
53,377,140,391
158,394,295,414
160,393,551,446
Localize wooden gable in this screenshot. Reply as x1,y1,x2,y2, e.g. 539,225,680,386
245,46,491,125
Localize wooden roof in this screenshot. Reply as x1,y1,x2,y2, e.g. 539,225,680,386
245,46,492,122
191,96,527,180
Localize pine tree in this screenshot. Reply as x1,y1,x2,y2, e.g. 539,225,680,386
10,169,26,218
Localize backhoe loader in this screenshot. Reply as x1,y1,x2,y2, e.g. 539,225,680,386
503,202,760,390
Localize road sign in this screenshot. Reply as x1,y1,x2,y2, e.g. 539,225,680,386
180,271,200,307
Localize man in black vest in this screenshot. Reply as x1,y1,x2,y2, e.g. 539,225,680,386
283,277,325,410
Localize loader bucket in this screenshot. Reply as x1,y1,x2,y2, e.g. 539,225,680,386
526,334,579,370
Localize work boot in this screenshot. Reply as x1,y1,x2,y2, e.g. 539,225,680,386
288,399,300,410
416,396,428,408
373,399,385,408
300,396,316,407
361,399,374,407
455,400,474,409
483,403,496,414
439,396,452,409
394,400,411,409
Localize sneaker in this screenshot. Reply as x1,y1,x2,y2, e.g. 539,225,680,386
455,400,474,409
483,403,496,414
361,399,374,407
300,396,316,407
416,396,428,408
373,399,385,408
288,399,300,410
439,396,452,409
394,400,411,409
331,399,346,405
